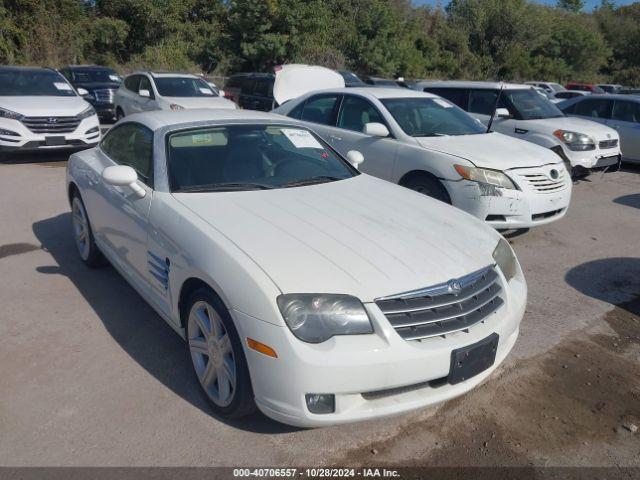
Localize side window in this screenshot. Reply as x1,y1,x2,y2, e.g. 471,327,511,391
254,78,270,97
574,99,612,119
124,75,140,92
612,101,640,123
468,90,499,115
337,95,385,133
425,88,468,109
241,78,256,95
101,123,154,185
287,102,304,120
300,95,340,125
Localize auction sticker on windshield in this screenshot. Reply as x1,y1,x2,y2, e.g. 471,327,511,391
282,128,324,149
433,98,453,108
54,82,72,91
199,88,213,95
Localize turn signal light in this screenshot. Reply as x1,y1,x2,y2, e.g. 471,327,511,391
246,338,278,358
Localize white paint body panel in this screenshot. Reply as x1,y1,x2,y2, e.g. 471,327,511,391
66,109,527,427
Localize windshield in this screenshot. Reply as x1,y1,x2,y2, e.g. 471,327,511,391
168,124,357,192
503,89,564,120
71,69,121,84
154,77,218,97
0,69,77,96
381,97,486,137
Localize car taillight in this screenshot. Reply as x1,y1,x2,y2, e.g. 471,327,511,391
224,92,235,101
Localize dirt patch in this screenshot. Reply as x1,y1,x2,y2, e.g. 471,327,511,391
340,305,640,467
0,242,41,260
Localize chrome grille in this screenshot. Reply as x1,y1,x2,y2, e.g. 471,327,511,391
21,116,80,134
599,139,618,149
93,88,115,103
513,167,567,194
375,266,503,341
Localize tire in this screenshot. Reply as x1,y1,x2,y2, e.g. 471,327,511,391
401,173,451,204
115,108,125,121
185,288,256,418
70,191,105,268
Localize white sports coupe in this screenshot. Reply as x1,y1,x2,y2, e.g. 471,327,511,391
66,109,527,427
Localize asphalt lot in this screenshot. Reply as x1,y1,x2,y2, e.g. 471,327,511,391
0,151,638,467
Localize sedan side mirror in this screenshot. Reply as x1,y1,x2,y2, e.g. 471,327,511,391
102,165,146,198
347,150,364,169
139,89,151,98
495,108,511,119
363,122,390,137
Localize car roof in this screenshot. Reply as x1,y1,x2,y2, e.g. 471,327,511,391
122,108,293,131
65,65,115,70
576,94,640,101
415,80,529,90
301,87,437,100
0,66,58,73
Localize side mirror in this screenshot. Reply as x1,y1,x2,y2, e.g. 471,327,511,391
363,122,390,138
347,150,364,169
495,108,511,119
102,165,146,198
139,89,151,98
77,88,90,96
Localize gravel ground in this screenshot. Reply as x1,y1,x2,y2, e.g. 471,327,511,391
0,152,638,467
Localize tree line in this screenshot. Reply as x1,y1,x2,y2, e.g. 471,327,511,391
1,0,639,85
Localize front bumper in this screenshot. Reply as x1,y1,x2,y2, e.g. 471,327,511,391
562,145,621,170
232,273,526,427
445,176,572,230
0,116,101,152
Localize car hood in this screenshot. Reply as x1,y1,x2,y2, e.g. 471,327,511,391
273,64,345,105
0,96,91,116
174,175,500,302
162,96,237,110
516,116,618,142
415,132,561,169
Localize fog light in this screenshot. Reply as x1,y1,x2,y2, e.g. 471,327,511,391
0,129,19,137
85,126,99,134
305,393,335,414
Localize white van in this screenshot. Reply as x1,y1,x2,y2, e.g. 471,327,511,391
415,81,621,173
0,66,100,154
273,66,572,230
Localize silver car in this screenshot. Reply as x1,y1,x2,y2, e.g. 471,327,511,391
558,94,640,165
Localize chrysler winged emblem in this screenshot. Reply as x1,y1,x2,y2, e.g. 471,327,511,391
447,279,462,295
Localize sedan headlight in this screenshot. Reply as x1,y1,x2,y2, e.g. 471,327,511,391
77,106,97,119
277,294,373,343
170,103,184,111
493,238,518,281
553,130,595,151
454,164,517,190
0,107,23,121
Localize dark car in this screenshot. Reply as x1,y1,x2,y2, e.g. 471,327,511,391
60,65,122,121
223,73,275,111
337,70,368,87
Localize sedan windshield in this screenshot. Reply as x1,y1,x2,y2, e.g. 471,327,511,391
168,124,357,192
71,69,121,84
154,77,218,97
381,97,486,136
0,69,76,96
503,89,564,120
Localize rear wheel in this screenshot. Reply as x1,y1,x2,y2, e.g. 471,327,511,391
401,173,451,204
71,192,105,268
185,288,256,418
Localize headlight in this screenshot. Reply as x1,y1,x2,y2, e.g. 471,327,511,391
454,164,517,190
493,238,518,281
553,130,595,151
77,106,97,119
170,103,184,111
0,107,23,121
277,294,373,343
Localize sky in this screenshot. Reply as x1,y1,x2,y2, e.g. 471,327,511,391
412,0,637,9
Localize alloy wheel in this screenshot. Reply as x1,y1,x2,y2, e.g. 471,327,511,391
71,197,90,261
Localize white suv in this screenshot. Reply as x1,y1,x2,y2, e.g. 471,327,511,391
416,81,622,173
0,66,100,154
114,72,236,119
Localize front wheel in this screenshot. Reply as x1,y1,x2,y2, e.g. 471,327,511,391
401,174,451,204
71,192,105,268
185,288,256,418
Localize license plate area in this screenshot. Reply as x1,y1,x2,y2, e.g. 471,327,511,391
45,136,66,146
449,333,499,385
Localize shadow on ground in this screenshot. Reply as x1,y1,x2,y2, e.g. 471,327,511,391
565,257,640,316
613,194,640,210
32,212,298,434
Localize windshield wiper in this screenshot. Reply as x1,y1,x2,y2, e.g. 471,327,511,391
281,176,342,188
174,182,275,192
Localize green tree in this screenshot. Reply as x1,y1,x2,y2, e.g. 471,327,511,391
557,0,584,13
